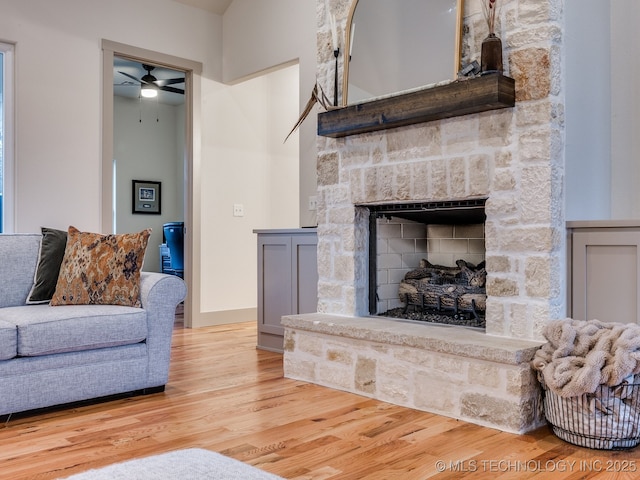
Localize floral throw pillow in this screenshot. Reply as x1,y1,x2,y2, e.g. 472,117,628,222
50,226,151,307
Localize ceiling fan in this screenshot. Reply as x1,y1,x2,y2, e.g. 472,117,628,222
118,64,184,96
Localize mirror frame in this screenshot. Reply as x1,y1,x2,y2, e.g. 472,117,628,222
342,0,464,107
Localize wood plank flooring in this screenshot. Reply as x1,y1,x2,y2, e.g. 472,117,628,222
0,321,638,479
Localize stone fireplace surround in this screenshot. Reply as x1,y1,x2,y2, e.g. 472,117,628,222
283,0,564,434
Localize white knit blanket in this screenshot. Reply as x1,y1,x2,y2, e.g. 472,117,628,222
532,318,640,397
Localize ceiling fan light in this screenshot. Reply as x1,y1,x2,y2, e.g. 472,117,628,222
141,85,158,98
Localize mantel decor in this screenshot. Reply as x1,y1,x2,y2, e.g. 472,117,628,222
317,73,515,138
481,0,503,73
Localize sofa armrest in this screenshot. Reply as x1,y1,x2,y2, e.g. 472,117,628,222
139,272,187,387
139,272,187,311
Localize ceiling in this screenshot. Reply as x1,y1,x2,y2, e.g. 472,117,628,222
113,0,233,105
113,1,233,105
113,57,186,106
173,0,233,15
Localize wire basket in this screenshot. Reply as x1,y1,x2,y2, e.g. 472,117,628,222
541,381,640,450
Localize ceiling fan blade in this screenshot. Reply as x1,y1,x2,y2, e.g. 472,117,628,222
154,77,185,87
118,71,143,84
160,85,184,95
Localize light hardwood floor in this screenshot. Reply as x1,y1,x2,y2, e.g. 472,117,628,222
0,321,638,480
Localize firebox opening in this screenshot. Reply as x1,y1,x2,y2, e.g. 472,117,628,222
364,199,487,329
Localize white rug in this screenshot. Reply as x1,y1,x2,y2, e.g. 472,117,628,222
58,448,284,480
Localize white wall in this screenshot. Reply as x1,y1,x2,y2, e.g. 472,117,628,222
611,0,640,218
200,64,299,314
565,0,640,220
0,0,221,234
113,96,184,273
223,0,318,227
565,0,611,220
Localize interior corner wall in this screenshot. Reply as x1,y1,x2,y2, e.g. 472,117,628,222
113,96,184,273
565,0,640,221
197,64,299,321
564,0,611,221
223,0,318,228
610,0,640,219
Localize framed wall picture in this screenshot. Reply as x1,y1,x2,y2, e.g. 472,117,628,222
132,180,161,214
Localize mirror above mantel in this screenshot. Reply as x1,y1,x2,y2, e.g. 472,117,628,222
343,0,464,107
318,0,516,138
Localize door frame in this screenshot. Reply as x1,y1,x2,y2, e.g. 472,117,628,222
101,40,202,327
0,41,15,233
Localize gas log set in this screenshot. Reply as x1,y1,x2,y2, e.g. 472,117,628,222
383,259,487,328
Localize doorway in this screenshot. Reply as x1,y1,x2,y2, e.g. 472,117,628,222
113,56,185,273
102,40,202,327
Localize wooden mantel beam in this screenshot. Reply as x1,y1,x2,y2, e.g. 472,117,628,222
317,73,515,138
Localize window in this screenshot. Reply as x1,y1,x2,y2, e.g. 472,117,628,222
0,42,14,233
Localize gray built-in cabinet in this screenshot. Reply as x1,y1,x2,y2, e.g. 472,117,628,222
254,229,318,352
568,221,640,325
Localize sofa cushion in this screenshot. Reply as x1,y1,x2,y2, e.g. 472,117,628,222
0,234,41,308
26,227,68,304
51,226,151,307
0,319,17,361
0,304,147,356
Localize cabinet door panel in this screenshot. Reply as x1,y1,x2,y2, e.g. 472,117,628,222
572,231,640,324
258,238,292,336
294,240,318,314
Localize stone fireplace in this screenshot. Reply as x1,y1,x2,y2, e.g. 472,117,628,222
283,0,564,434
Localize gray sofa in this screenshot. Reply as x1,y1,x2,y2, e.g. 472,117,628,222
0,233,187,416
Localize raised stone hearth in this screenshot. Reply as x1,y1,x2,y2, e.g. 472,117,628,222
283,314,544,434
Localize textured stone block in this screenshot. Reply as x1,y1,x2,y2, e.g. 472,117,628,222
484,195,518,218
433,355,467,381
468,154,490,196
414,373,457,412
449,157,466,198
327,347,354,365
387,123,442,158
395,164,413,200
524,256,551,298
318,151,339,186
478,111,513,147
519,129,552,162
318,365,354,390
494,149,512,168
510,48,551,102
468,362,502,389
493,169,516,191
412,162,430,199
393,347,435,368
498,227,555,252
430,159,448,198
298,335,324,357
460,393,524,432
522,165,552,222
355,356,377,394
485,255,511,273
284,357,316,381
283,330,296,352
486,277,519,297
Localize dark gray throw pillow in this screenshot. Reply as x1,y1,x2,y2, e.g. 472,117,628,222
26,227,68,304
